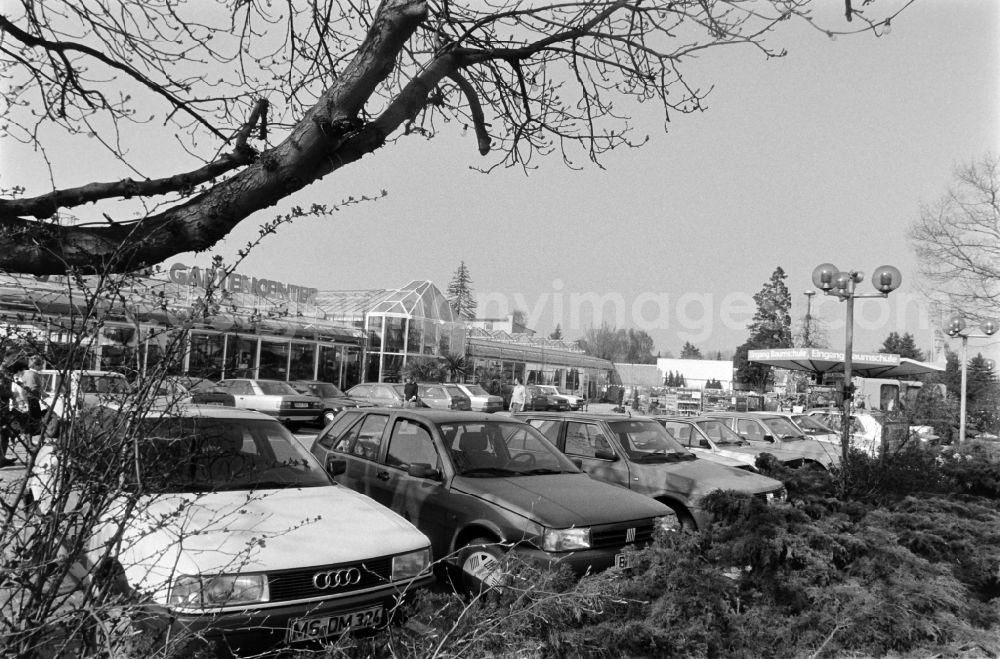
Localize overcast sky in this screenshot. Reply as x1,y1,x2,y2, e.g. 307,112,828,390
6,1,999,363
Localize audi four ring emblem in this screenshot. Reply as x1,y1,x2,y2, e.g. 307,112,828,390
312,568,362,590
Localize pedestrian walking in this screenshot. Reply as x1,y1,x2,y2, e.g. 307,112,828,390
509,379,526,413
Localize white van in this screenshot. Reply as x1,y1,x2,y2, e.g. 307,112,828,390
28,405,433,654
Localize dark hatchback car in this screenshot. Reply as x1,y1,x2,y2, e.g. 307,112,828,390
516,412,786,531
407,383,472,411
345,383,428,409
310,409,673,592
290,380,370,426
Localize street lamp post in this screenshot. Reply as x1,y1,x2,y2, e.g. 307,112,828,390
804,289,816,348
812,264,902,464
945,316,998,444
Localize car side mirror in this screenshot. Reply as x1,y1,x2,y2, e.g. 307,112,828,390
325,455,347,476
594,449,618,461
407,463,441,480
571,458,584,469
763,434,776,443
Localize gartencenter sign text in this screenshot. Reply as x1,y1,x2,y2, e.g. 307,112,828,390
168,262,318,305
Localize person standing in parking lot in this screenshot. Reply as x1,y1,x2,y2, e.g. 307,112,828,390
18,356,46,441
510,379,526,413
403,376,419,408
0,366,16,466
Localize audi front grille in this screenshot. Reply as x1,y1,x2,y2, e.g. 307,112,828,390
267,556,393,602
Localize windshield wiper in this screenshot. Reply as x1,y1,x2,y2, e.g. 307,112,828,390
633,453,681,463
520,468,566,475
460,467,521,477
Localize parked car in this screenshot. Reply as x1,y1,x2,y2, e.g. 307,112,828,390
525,385,569,411
758,411,839,444
214,378,322,429
36,369,132,419
289,380,370,426
705,411,841,470
532,385,585,411
652,414,802,471
515,411,786,530
154,376,235,407
453,383,504,413
344,382,427,409
27,405,433,655
650,415,760,471
404,383,472,411
309,409,674,593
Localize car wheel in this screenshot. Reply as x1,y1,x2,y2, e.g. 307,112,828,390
458,537,506,595
322,409,337,425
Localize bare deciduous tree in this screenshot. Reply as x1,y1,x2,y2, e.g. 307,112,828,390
909,153,1000,323
0,0,904,275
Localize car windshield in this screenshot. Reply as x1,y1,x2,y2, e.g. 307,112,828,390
441,420,578,476
131,416,330,493
791,414,834,433
694,419,747,446
462,385,490,396
762,417,806,440
607,419,693,462
79,375,131,395
258,380,299,395
536,386,560,395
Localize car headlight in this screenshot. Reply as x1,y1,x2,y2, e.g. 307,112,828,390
391,547,432,580
541,527,591,552
168,573,269,609
765,488,787,504
655,512,680,533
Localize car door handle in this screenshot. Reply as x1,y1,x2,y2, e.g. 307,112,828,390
376,470,390,481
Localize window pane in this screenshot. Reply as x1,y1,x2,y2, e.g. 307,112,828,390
386,419,438,469
385,317,404,353
189,333,224,380
258,339,289,379
289,343,316,380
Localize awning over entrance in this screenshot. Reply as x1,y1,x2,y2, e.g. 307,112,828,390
748,348,945,378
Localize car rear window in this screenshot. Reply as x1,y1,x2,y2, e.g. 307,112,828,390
258,380,298,395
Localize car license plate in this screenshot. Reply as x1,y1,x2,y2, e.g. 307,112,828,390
286,605,383,643
614,552,633,569
293,402,310,408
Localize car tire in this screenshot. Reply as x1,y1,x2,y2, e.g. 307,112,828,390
457,537,506,596
322,409,337,425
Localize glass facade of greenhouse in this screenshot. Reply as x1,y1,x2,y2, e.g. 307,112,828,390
2,273,617,398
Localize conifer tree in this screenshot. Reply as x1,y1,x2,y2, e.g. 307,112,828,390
734,266,793,391
446,261,477,319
